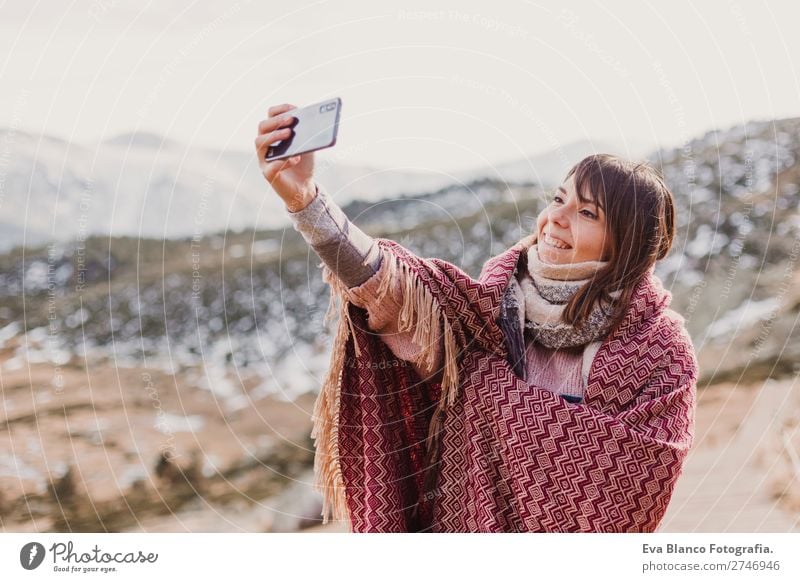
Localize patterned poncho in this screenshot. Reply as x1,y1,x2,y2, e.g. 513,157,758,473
311,235,698,532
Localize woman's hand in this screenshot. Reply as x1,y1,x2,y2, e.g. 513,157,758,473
255,103,317,212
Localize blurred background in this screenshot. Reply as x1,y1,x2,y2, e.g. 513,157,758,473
0,0,798,532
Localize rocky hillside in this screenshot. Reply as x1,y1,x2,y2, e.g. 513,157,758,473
654,117,800,384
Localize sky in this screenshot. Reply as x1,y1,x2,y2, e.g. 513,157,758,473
1,0,799,173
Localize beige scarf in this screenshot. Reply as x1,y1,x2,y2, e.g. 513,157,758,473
507,244,619,349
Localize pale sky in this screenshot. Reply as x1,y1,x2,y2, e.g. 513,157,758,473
1,0,799,172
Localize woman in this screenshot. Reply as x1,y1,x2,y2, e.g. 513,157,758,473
255,104,698,533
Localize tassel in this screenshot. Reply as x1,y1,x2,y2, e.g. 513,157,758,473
323,265,361,357
440,318,460,407
388,256,461,405
375,248,397,303
398,261,417,332
311,265,354,526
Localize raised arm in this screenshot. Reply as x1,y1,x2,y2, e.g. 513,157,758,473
254,104,443,382
287,184,444,382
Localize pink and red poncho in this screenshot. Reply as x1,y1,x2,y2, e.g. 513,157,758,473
311,235,698,532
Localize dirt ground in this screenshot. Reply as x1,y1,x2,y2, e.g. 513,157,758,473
0,354,323,532
660,376,799,532
1,354,797,532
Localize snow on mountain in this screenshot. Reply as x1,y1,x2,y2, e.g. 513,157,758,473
0,130,453,250
459,138,654,187
0,129,652,251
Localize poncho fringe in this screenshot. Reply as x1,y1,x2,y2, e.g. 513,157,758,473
312,251,460,526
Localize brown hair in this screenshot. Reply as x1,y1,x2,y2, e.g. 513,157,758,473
540,154,676,335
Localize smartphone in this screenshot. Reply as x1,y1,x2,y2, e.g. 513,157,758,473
265,97,342,161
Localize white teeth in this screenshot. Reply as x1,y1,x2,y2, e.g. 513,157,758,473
545,234,571,250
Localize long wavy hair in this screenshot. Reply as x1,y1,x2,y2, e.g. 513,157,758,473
534,154,676,336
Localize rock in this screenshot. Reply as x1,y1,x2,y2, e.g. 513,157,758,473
47,466,79,503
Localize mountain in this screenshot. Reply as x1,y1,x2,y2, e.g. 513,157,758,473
0,130,646,251
1,117,798,389
459,138,653,186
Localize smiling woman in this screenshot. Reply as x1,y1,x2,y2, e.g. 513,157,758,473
537,177,611,264
530,154,677,343
256,109,697,532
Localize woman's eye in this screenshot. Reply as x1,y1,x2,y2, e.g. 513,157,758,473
581,209,597,219
553,195,563,203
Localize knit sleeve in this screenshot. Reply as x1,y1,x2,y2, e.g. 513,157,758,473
287,183,444,382
287,183,382,288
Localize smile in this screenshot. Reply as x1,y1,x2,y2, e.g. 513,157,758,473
543,233,572,250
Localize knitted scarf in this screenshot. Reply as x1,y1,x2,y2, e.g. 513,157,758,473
498,244,620,379
312,235,698,532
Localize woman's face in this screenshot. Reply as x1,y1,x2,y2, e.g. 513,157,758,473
535,176,612,264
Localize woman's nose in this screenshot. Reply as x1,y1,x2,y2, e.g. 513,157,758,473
548,205,570,227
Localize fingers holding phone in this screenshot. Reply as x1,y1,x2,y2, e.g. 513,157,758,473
255,98,341,211
262,98,340,163
255,103,316,211
255,103,300,172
